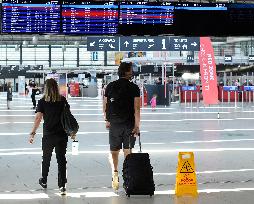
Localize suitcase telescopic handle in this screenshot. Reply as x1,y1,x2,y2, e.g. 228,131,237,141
129,133,141,153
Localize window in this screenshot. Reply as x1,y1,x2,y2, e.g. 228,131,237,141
7,46,20,61
35,46,49,61
51,47,63,67
0,45,7,65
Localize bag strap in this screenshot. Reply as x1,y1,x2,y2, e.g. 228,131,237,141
62,99,69,115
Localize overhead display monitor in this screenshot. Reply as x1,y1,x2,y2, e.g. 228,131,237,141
174,3,228,36
227,3,254,35
62,0,118,35
119,2,174,35
0,2,2,34
1,0,60,33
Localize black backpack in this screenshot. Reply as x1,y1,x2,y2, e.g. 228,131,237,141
61,103,79,136
106,81,132,123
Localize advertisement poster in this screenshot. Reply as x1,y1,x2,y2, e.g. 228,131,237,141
58,73,67,98
18,76,25,95
46,73,67,98
69,83,80,97
115,52,125,65
199,37,218,105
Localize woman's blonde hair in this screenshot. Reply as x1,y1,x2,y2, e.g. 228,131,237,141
43,78,61,102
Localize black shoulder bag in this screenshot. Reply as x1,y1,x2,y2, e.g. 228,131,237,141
61,102,79,136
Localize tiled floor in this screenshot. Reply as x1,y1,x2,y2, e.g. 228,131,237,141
1,93,254,203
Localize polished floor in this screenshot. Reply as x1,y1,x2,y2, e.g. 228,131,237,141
1,93,254,203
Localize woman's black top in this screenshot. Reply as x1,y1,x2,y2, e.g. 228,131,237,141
36,96,70,137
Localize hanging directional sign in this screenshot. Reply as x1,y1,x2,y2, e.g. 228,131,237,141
187,55,194,63
87,37,119,51
249,55,254,62
87,36,200,51
169,37,200,51
225,55,232,62
120,37,170,51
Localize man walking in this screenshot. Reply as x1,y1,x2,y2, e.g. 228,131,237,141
30,81,37,109
103,62,140,190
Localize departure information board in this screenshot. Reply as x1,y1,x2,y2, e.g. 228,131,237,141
226,4,254,35
62,0,118,34
2,0,60,33
174,3,228,36
119,2,174,35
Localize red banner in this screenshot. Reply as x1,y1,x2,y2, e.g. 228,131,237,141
199,37,218,105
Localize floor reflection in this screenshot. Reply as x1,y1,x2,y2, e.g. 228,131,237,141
174,196,198,204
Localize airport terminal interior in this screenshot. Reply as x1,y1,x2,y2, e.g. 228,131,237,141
1,0,254,204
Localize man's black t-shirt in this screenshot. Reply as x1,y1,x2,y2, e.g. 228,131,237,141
105,78,140,124
36,96,70,137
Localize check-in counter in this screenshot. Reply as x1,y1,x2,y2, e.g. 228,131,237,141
239,86,254,102
218,86,239,102
180,86,200,103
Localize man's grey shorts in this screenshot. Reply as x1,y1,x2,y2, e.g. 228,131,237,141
109,122,136,151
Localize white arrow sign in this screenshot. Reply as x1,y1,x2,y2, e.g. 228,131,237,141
90,41,95,47
124,41,129,47
191,42,197,46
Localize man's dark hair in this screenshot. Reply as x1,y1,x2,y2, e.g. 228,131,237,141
118,62,132,77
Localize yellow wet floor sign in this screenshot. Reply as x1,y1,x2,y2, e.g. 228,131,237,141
175,152,198,197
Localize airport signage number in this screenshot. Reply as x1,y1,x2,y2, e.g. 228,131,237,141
249,55,254,62
187,55,194,63
119,37,170,51
182,86,197,91
224,55,232,62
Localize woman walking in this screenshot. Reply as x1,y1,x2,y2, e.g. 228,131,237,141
28,78,74,195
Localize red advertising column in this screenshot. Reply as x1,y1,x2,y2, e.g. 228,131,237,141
199,37,218,105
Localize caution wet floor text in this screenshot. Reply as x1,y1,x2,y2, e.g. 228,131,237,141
175,152,198,196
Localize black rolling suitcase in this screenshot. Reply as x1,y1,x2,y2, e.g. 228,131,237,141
122,134,155,197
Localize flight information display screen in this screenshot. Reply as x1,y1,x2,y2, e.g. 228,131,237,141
119,2,174,35
174,3,228,36
62,0,118,34
227,3,254,35
2,0,60,33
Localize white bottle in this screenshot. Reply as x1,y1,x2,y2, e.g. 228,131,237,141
72,140,79,155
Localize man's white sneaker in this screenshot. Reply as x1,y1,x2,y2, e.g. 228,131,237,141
112,171,119,191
